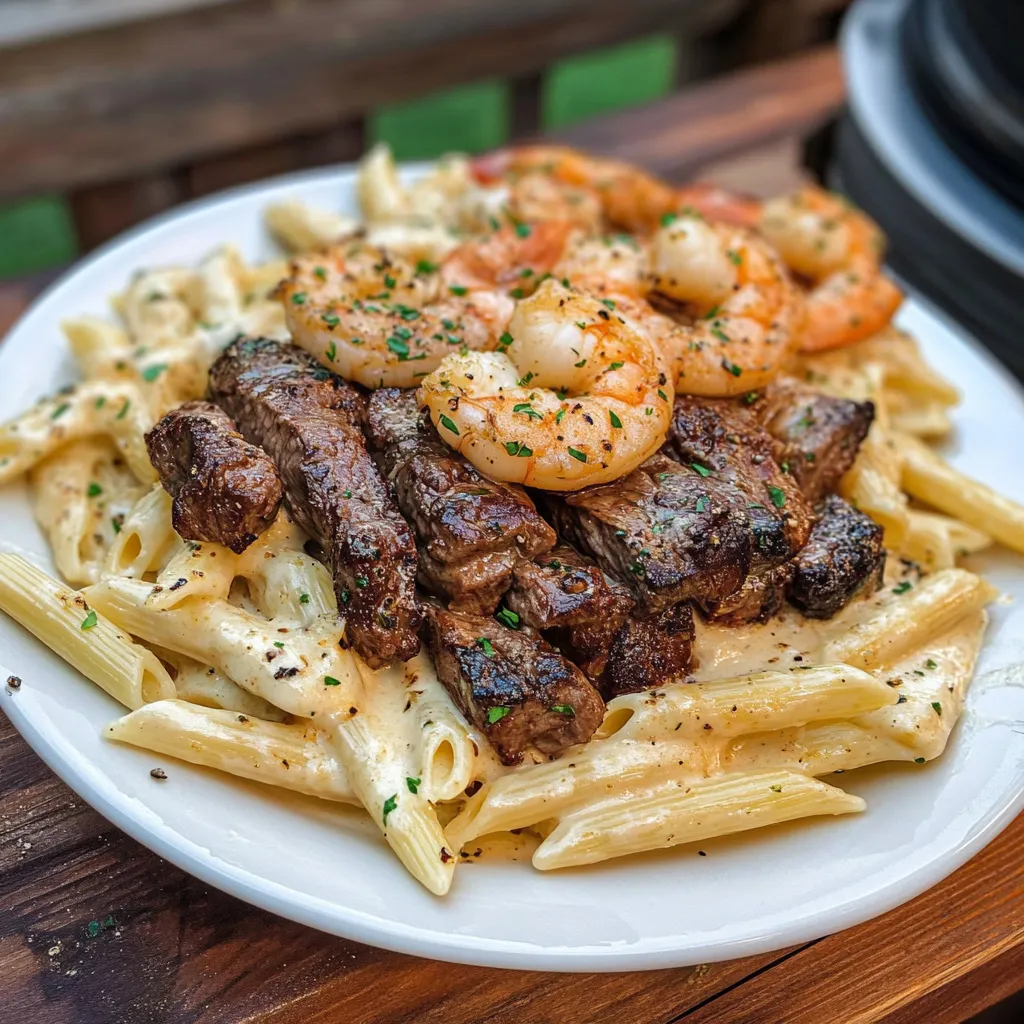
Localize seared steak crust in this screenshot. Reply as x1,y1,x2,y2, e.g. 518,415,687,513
754,378,874,502
366,388,555,613
424,606,605,765
209,338,420,667
549,453,750,615
506,546,693,697
662,396,814,622
788,494,885,618
145,400,283,553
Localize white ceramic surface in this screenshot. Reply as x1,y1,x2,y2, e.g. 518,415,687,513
2,166,1024,971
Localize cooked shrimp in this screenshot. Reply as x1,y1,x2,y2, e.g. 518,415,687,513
416,279,672,490
759,186,902,352
279,224,573,388
646,213,805,397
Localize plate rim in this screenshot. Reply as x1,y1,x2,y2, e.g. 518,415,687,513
2,162,1024,971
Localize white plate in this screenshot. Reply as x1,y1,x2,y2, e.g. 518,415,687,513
2,165,1024,971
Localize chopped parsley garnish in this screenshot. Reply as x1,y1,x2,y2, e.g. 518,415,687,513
449,285,468,296
504,440,533,457
80,610,98,631
382,794,398,824
607,361,624,371
94,396,107,409
406,777,421,794
601,298,616,311
513,403,542,420
931,701,942,716
439,414,459,435
477,637,495,657
299,593,310,604
496,607,520,630
768,485,786,508
555,408,566,425
325,341,337,361
343,489,352,498
273,641,285,649
383,274,396,289
51,402,71,420
696,496,710,512
915,757,926,763
609,409,622,429
111,517,122,534
87,482,103,498
517,371,535,387
567,447,587,463
550,704,575,717
925,658,938,670
515,223,531,238
659,212,677,226
499,331,514,348
721,358,742,377
313,266,327,280
727,249,742,266
324,676,341,686
141,363,168,383
574,359,587,368
291,292,307,305
355,576,368,588
487,706,511,724
416,259,438,275
322,313,340,328
386,336,410,359
711,326,730,344
892,580,913,595
658,389,668,402
690,463,710,478
769,784,783,793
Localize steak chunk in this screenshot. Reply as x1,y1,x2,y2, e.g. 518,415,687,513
424,606,605,765
506,547,694,698
549,453,750,616
662,395,814,623
145,401,283,553
788,494,885,618
754,378,874,502
366,388,555,613
209,338,420,667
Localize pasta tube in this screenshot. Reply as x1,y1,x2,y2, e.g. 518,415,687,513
0,553,174,708
822,568,996,671
532,770,864,870
105,485,177,578
107,700,357,804
897,431,1024,554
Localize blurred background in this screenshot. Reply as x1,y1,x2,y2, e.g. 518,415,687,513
0,0,851,274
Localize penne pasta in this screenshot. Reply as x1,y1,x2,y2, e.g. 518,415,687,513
156,648,288,721
107,700,358,804
532,770,864,870
264,199,358,253
897,431,1024,554
0,553,174,708
105,485,177,578
822,568,996,671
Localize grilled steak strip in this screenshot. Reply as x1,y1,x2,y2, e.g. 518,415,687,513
366,388,555,613
753,378,874,503
788,494,885,618
424,606,605,765
662,395,814,623
209,338,420,667
506,546,694,698
145,401,283,554
549,452,751,616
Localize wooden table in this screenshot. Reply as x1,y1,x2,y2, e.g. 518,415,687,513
2,48,1023,1024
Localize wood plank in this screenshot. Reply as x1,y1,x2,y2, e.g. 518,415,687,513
677,812,1024,1024
0,0,718,199
553,45,843,182
69,172,188,251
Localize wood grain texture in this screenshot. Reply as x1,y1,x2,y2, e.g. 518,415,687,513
553,45,843,181
0,0,717,199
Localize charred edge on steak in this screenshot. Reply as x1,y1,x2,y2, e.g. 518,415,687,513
144,400,283,554
661,395,814,624
424,605,605,765
752,377,874,503
788,494,885,618
366,388,555,614
506,546,694,698
208,337,420,667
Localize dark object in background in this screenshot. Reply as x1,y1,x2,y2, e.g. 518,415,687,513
835,0,1024,382
145,401,283,554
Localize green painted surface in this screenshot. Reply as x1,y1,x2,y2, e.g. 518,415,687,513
0,35,676,275
0,196,77,277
